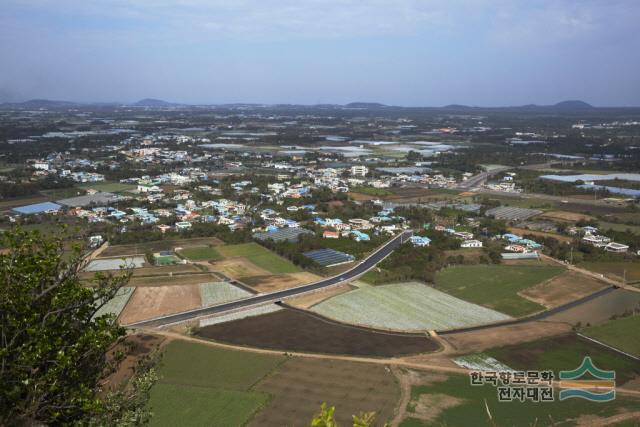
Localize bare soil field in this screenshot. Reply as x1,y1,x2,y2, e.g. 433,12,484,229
539,210,595,222
128,264,201,277
545,288,640,326
519,271,608,308
439,321,573,354
249,357,400,426
443,248,485,263
102,333,168,391
128,273,217,287
119,285,201,324
209,258,271,279
197,308,439,357
508,227,573,243
286,283,355,309
102,237,223,257
239,271,321,293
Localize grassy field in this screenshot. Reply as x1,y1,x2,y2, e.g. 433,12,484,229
78,181,136,193
177,246,222,261
434,265,565,317
486,334,640,385
597,221,640,234
311,282,510,331
579,261,640,282
199,282,251,307
216,242,300,274
583,315,640,357
401,372,640,426
148,340,284,427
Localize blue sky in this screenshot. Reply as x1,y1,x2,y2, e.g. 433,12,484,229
1,0,639,106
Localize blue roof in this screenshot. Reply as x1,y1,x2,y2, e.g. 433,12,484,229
13,202,62,214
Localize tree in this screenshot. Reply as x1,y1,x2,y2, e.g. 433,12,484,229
311,403,386,427
0,228,154,425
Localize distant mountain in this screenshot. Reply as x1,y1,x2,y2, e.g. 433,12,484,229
443,104,473,109
132,98,179,107
551,100,593,110
5,99,81,108
344,102,388,109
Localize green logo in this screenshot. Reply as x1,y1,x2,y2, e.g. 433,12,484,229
559,357,615,402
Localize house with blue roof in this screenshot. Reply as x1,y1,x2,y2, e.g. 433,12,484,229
409,236,431,247
351,230,370,242
502,233,522,242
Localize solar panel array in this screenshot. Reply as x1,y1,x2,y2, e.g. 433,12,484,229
485,206,543,221
253,227,313,242
303,248,355,267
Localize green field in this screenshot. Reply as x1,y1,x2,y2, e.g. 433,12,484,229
78,181,136,193
401,372,640,426
486,334,640,386
583,315,640,357
598,221,640,234
177,246,223,261
216,242,300,274
580,261,640,283
434,265,565,317
148,340,285,427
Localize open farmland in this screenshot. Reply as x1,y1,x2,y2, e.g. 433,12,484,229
434,264,565,317
239,271,322,293
215,242,301,274
546,288,640,325
311,282,511,332
579,261,640,283
101,237,223,257
583,315,640,357
486,334,640,387
128,273,217,287
198,307,439,357
199,282,252,307
519,270,608,308
148,340,284,427
249,358,400,426
84,256,145,271
78,181,136,193
400,372,640,427
93,286,134,319
451,353,512,371
539,210,595,222
119,285,201,324
177,246,222,261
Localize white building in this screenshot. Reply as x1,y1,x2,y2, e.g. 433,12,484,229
461,239,483,248
350,165,369,177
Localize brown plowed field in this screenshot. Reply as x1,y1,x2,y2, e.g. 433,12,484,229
539,210,595,222
127,273,216,287
119,285,201,324
249,357,400,426
520,271,608,308
198,308,439,357
239,271,322,293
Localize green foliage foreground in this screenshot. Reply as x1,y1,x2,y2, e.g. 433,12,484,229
0,228,156,426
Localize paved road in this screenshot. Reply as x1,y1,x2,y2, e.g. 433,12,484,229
126,230,413,328
456,166,511,190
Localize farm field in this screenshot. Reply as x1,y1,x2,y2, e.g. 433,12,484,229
440,321,573,354
399,372,640,426
579,261,640,283
177,246,222,261
215,242,301,274
507,226,573,242
119,285,201,324
486,334,640,386
546,288,640,326
434,264,565,317
78,181,136,193
128,273,217,287
539,210,595,222
199,304,283,327
101,237,223,257
199,282,251,307
93,286,134,319
519,270,608,308
239,271,322,293
311,282,511,331
0,194,50,210
583,315,640,357
598,220,640,234
286,283,354,309
451,353,512,371
209,258,271,279
148,340,283,427
249,357,399,426
84,256,145,272
198,308,439,357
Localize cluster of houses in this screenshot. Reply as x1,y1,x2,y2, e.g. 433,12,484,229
571,225,630,253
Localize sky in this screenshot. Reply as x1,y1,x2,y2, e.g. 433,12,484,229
1,0,639,106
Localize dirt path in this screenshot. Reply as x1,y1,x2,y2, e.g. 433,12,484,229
390,366,412,427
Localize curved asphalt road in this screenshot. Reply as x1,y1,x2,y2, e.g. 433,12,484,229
126,230,414,328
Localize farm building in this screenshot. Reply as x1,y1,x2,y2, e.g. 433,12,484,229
605,242,629,253
12,201,62,215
